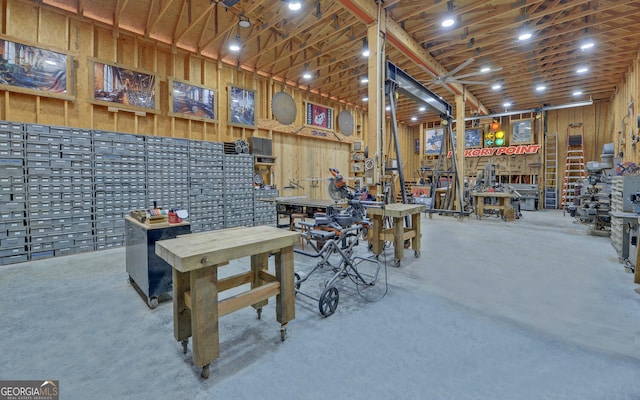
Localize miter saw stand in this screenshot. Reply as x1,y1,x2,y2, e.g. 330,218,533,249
293,168,385,317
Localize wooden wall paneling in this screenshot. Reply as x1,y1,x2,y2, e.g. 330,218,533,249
8,92,36,122
37,6,67,48
117,34,137,66
171,118,189,139
117,111,135,133
137,39,155,71
94,26,115,61
68,19,92,129
6,0,37,40
38,97,65,126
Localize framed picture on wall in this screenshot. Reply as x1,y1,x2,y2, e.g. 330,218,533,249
511,119,533,144
228,85,255,127
0,35,73,101
168,78,216,122
425,128,443,155
305,101,334,130
91,59,158,113
465,128,482,148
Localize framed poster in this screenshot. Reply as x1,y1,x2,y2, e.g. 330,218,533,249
512,120,533,144
465,128,482,148
0,36,72,100
169,78,216,121
228,85,255,127
305,101,334,130
91,59,158,112
425,128,443,155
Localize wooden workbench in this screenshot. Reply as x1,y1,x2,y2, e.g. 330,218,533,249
471,191,515,220
274,197,341,227
155,225,299,378
366,203,426,267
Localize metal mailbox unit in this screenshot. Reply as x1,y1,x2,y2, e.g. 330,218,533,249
125,216,191,308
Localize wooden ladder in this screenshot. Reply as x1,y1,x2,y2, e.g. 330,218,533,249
560,123,587,209
544,131,558,209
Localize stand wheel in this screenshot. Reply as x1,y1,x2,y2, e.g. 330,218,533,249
181,339,188,354
201,364,210,379
414,250,421,258
280,326,287,341
319,286,339,317
294,273,302,291
257,308,262,320
147,297,158,309
394,259,401,268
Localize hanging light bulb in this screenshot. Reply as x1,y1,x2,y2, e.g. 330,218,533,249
362,38,369,57
228,35,241,52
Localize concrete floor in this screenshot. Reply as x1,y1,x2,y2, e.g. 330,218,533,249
1,210,639,399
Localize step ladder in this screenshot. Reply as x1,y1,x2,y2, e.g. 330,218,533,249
560,123,587,210
544,131,558,209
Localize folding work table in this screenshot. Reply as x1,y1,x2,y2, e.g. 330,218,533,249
155,225,299,378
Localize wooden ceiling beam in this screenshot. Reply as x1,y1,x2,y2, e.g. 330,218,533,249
266,17,360,74
175,1,216,44
148,0,177,34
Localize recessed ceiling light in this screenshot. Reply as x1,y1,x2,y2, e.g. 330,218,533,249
362,97,369,102
573,91,583,96
518,32,532,41
576,67,589,74
419,106,426,112
361,76,369,83
228,40,241,52
580,41,594,50
286,0,301,11
492,84,502,90
238,17,251,28
536,85,546,91
441,18,455,27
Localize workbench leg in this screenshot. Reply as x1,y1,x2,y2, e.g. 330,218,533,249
412,212,421,257
190,265,219,370
275,246,295,326
371,215,383,255
173,269,191,343
393,217,405,263
251,252,269,318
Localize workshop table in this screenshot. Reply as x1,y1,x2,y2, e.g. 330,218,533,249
274,196,340,228
366,203,426,267
471,191,515,220
155,225,299,379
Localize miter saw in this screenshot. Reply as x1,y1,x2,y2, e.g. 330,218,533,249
323,168,384,228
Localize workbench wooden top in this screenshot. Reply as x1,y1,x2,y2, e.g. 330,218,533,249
125,215,190,230
275,197,338,208
155,225,300,272
471,191,515,198
366,203,426,217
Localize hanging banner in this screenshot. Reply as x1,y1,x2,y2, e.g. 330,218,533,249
447,144,541,158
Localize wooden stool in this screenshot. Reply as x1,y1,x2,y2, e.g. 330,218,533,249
289,213,306,231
